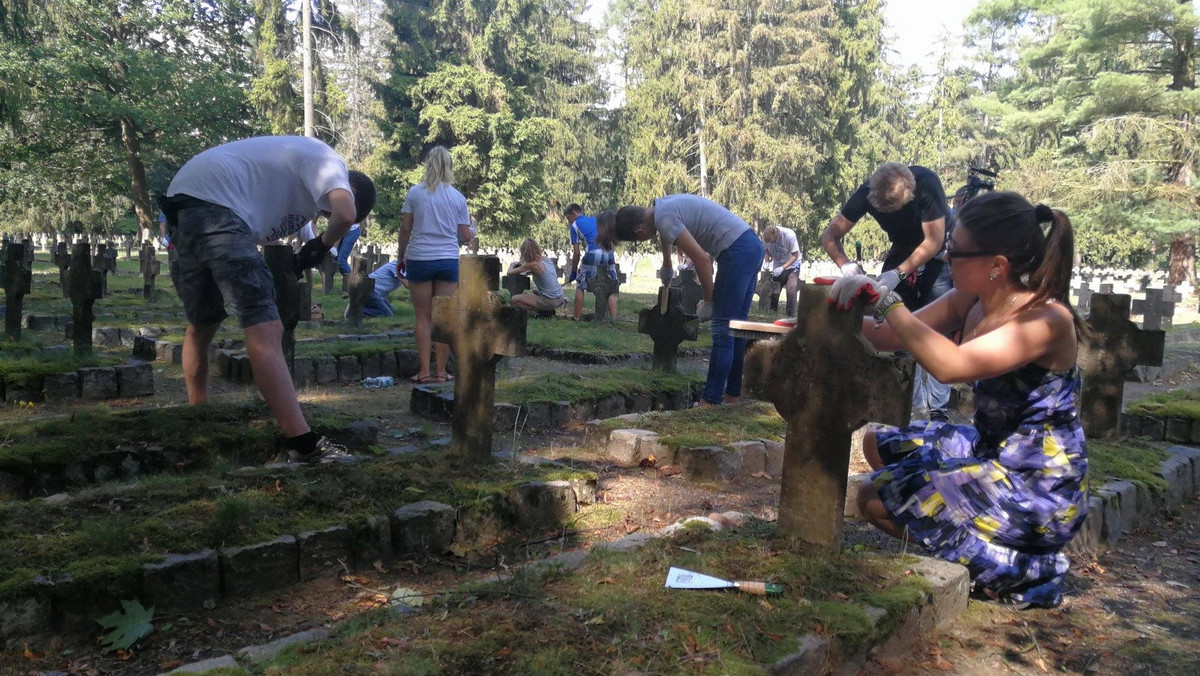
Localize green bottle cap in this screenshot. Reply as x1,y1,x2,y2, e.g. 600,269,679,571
765,583,784,598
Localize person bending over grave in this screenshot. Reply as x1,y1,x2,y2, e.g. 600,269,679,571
397,146,474,384
506,237,567,314
761,225,803,316
832,191,1088,609
159,135,376,463
824,162,952,422
564,203,620,321
616,195,763,406
359,259,410,318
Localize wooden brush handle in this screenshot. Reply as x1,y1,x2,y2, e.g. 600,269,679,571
736,581,767,596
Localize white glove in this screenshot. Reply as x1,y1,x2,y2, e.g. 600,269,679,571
658,267,673,285
697,300,713,322
876,269,902,297
771,266,783,277
159,236,169,248
840,261,865,277
828,274,885,311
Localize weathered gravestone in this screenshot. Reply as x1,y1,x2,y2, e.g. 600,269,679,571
123,236,134,260
669,268,704,315
755,269,780,312
67,243,103,356
92,244,111,297
742,285,915,549
139,243,161,301
590,266,620,321
345,257,374,328
317,251,338,294
1131,287,1180,331
432,255,527,463
1078,293,1165,438
501,270,531,297
1,241,32,340
53,241,71,298
637,285,698,373
263,244,312,370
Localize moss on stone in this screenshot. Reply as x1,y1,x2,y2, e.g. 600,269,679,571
599,400,786,451
1087,439,1169,495
0,353,122,387
1125,387,1200,421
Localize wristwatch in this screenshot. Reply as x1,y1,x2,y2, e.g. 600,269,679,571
872,291,905,327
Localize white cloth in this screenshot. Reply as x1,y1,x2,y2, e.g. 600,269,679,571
167,136,352,245
653,194,749,257
402,182,471,261
298,222,317,243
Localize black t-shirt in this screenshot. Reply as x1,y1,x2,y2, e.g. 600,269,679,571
839,166,949,248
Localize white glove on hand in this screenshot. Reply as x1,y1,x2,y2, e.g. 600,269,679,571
771,266,784,277
658,267,673,285
840,261,865,277
876,269,902,297
697,300,713,322
160,236,169,248
828,274,885,311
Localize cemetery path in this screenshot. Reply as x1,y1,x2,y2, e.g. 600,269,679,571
896,497,1200,676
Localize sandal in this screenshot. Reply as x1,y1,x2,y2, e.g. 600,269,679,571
438,373,455,383
410,374,439,384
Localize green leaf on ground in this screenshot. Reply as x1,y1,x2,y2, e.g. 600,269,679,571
96,600,155,651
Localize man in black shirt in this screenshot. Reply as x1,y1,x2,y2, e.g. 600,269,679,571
821,162,949,310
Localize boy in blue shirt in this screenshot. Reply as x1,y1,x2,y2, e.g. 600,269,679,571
564,203,618,320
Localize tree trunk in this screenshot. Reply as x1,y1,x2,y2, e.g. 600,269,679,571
302,0,315,137
119,116,154,239
1168,232,1196,286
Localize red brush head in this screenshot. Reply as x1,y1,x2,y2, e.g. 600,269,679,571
812,276,837,286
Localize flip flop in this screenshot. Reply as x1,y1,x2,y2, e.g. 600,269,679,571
410,374,439,384
438,373,455,383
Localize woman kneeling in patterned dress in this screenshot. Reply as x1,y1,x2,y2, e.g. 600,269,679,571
829,191,1089,608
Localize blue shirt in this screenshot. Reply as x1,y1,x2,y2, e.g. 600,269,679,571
569,215,600,251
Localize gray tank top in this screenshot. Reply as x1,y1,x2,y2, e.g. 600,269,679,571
532,257,563,299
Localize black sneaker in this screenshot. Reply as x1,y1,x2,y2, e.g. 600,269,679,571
929,410,950,423
285,436,355,464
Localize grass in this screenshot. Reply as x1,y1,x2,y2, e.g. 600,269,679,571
255,520,931,675
495,368,702,405
1125,387,1200,421
1087,439,1169,495
0,353,123,387
599,400,786,451
294,337,417,359
0,449,596,602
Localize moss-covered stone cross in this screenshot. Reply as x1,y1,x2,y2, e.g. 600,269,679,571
67,243,103,356
1079,293,1164,438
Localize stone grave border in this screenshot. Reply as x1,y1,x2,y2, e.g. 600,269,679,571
525,344,708,365
1119,412,1200,444
0,475,599,640
159,511,971,676
0,360,153,405
411,382,703,431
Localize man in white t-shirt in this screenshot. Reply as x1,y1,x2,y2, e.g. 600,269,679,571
160,135,376,464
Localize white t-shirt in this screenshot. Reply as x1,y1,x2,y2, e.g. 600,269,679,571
402,182,471,261
765,227,802,270
167,136,353,245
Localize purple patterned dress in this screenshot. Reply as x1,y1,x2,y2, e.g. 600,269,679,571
873,363,1089,607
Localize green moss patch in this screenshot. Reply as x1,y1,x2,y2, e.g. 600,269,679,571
1087,439,1169,495
1125,387,1200,421
0,452,595,601
294,337,417,359
257,521,930,675
0,353,123,387
526,315,713,356
600,400,785,451
496,368,701,405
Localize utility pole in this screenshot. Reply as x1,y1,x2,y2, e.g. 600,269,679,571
302,0,315,137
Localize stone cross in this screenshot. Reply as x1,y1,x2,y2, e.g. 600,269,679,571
123,236,134,260
1131,287,1180,331
67,243,103,356
590,265,620,321
263,244,312,370
742,284,915,549
139,243,161,300
1078,293,1165,438
432,255,527,464
345,256,374,328
501,269,531,297
669,269,704,315
92,244,111,297
637,286,698,372
755,270,779,312
317,251,338,294
1074,279,1095,313
53,241,71,299
1,241,32,340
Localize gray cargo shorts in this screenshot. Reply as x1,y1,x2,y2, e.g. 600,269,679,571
165,196,279,328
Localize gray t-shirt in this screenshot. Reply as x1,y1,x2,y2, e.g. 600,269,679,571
532,257,564,299
167,136,352,245
402,182,471,261
764,227,801,270
653,194,750,256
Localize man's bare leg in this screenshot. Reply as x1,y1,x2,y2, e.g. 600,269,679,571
182,322,222,404
245,320,309,438
608,294,618,320
573,287,585,320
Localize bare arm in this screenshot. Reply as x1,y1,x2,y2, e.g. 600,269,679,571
660,233,673,271
508,261,540,276
821,213,856,267
860,289,976,352
320,189,356,246
570,242,581,274
894,217,945,277
672,230,714,303
397,212,414,261
456,223,473,244
779,252,799,269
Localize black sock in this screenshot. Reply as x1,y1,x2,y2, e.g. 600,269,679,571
285,431,320,456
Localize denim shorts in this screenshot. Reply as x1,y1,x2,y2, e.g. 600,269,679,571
165,196,279,328
406,258,459,284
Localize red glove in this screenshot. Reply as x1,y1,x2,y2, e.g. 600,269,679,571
827,274,884,310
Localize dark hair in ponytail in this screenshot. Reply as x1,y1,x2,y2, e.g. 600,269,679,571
957,191,1086,339
595,210,617,252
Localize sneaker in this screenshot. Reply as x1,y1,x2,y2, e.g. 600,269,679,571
284,436,355,464
929,410,950,423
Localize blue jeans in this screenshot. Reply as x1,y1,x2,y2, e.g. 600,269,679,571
912,259,953,413
335,226,362,274
703,230,764,404
362,261,401,317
